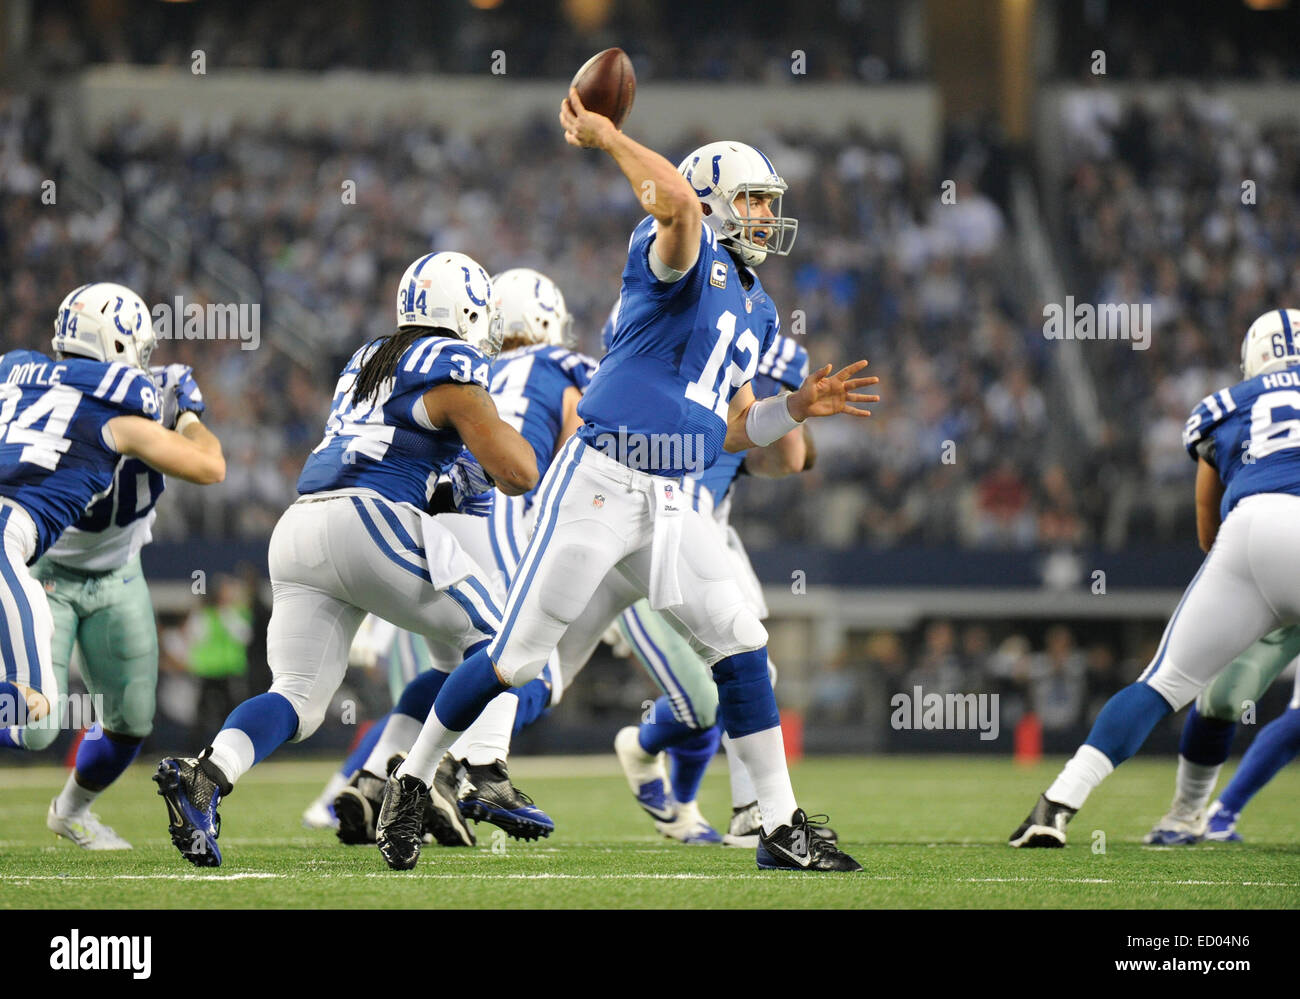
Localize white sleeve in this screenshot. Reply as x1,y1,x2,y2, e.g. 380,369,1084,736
648,241,692,283
101,421,120,452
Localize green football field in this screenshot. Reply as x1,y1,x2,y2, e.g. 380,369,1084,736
1,755,1297,909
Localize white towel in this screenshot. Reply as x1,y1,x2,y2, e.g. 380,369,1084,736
418,512,481,589
648,479,684,610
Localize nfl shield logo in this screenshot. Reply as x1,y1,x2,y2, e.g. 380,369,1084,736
593,493,605,508
664,484,674,501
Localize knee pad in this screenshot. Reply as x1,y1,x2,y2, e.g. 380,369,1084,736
534,544,609,625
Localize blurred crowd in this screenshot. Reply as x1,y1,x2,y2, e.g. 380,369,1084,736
27,0,918,83
1058,91,1300,545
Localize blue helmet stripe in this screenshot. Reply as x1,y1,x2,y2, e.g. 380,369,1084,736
753,145,777,176
406,253,438,319
1281,309,1295,355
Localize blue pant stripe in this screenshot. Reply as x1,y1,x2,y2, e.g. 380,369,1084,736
623,606,696,727
0,508,40,689
460,574,503,626
491,439,583,656
351,498,428,582
446,584,493,636
488,498,511,581
371,499,426,558
1141,555,1212,682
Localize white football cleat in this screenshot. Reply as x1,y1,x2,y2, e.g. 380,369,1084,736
301,797,338,830
1143,810,1206,845
654,799,724,845
47,799,132,850
723,800,762,848
613,726,675,822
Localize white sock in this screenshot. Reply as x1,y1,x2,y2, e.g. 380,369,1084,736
1170,756,1221,818
399,712,461,785
451,693,518,766
722,733,757,809
208,728,256,787
1045,745,1114,811
362,712,423,776
313,770,349,808
55,773,100,817
728,727,797,834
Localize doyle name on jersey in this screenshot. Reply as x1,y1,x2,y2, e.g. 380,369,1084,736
577,217,780,476
1185,368,1300,517
0,350,160,561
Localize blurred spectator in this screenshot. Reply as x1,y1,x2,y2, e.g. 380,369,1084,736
1029,625,1087,731
181,575,252,739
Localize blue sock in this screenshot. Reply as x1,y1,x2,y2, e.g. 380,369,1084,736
712,649,780,738
1084,683,1173,767
1220,707,1300,813
0,727,23,749
639,695,696,754
1178,702,1236,766
220,692,299,767
510,673,552,735
393,669,449,723
75,730,143,790
433,648,506,732
341,714,388,778
666,723,721,804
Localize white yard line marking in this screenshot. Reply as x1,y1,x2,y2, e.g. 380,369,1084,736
0,873,283,881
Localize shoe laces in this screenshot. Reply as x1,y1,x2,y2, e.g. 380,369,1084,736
388,778,426,841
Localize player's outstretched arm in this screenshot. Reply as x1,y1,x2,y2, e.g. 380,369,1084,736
105,415,226,485
724,362,880,453
424,383,538,496
1195,456,1226,552
559,87,701,272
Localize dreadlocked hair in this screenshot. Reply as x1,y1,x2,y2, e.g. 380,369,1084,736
353,327,448,405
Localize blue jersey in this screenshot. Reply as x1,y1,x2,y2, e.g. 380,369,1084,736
578,217,780,475
490,344,597,503
687,333,810,512
298,335,491,508
1183,369,1300,518
0,351,160,560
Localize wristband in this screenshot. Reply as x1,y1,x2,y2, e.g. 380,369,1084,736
176,411,200,433
745,391,800,447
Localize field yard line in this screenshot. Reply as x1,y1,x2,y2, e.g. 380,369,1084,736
0,873,283,881
3,870,1296,888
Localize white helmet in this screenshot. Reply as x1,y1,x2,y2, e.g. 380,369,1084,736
492,268,573,348
52,282,156,370
678,140,797,267
396,251,503,357
1241,309,1300,380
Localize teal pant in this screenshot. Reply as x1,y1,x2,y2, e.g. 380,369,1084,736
1198,626,1300,722
21,554,158,750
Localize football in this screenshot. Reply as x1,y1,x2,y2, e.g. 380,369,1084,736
569,47,636,128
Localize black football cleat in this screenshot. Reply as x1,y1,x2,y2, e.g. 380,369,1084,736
458,760,555,841
726,801,839,848
376,772,429,871
333,770,386,845
424,754,476,847
756,809,861,871
1009,794,1076,848
154,754,229,867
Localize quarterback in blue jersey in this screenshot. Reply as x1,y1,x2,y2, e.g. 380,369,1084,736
1012,308,1300,846
613,332,821,845
155,252,538,867
0,282,225,746
377,88,878,872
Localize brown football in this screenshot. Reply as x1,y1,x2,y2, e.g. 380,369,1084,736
570,48,636,128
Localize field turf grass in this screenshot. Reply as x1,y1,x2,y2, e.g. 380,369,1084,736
1,755,1297,909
